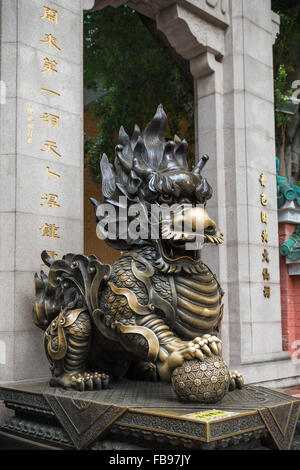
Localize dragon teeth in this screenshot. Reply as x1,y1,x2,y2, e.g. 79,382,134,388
155,258,165,269
190,266,198,274
168,266,177,273
183,265,192,273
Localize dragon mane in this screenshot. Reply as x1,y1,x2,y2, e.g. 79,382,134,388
91,104,212,250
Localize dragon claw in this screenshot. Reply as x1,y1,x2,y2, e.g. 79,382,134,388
229,371,244,390
191,335,222,357
50,371,111,391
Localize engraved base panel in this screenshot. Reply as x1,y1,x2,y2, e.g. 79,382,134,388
0,380,299,450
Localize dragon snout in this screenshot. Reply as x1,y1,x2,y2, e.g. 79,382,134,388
162,207,223,245
188,207,216,232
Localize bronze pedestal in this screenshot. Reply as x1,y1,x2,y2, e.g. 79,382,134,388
0,380,299,450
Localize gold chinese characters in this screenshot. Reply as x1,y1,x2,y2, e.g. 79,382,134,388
40,193,60,210
259,173,266,187
46,166,61,181
41,88,60,97
263,286,271,299
38,6,63,256
41,6,58,24
40,223,60,239
42,57,58,75
40,33,60,51
259,173,270,298
41,140,62,158
262,249,269,263
40,112,60,127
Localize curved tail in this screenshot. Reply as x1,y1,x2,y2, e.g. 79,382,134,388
32,250,111,331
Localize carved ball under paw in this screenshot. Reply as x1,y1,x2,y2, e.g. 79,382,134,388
171,355,230,403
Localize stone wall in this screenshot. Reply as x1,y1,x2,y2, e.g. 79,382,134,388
0,0,85,388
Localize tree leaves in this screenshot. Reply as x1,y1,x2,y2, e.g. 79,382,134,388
84,6,194,182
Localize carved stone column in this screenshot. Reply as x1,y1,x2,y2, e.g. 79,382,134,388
0,0,89,403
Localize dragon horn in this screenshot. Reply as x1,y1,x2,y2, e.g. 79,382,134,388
90,197,100,222
193,154,209,175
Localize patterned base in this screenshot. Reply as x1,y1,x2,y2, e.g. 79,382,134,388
0,380,299,450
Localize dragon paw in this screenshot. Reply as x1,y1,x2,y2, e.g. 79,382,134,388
229,371,244,391
192,334,222,358
166,335,222,371
50,371,111,391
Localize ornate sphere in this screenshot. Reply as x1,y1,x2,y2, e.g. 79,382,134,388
171,355,230,403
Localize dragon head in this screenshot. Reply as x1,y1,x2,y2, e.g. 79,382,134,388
91,105,223,274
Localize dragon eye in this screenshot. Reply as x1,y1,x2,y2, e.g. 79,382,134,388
159,193,173,204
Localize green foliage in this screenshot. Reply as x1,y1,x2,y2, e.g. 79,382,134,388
272,0,300,14
273,9,300,74
272,1,300,152
274,64,293,128
84,6,194,182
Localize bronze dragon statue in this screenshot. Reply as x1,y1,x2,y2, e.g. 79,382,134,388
32,105,243,403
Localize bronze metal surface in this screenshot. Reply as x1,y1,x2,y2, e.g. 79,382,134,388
0,381,299,450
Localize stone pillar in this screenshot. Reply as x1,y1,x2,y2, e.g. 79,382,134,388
0,0,88,391
191,53,229,360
